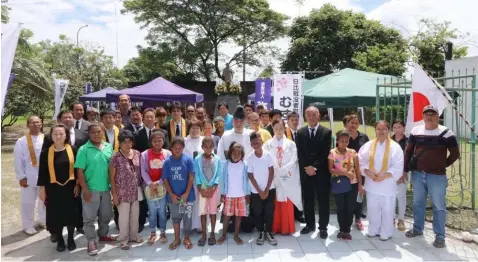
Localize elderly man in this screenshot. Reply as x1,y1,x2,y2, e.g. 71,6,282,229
118,94,132,126
195,106,206,124
248,112,272,143
404,105,459,248
14,116,46,235
71,103,90,132
295,106,332,238
124,106,143,134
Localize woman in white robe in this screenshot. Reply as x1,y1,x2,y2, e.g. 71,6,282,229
184,120,204,232
358,120,404,241
263,119,302,235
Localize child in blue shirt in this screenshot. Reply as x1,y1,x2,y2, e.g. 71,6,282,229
162,137,195,250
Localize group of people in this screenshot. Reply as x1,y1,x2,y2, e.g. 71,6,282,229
13,93,460,256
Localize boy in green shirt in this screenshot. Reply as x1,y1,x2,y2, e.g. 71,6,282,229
75,123,115,256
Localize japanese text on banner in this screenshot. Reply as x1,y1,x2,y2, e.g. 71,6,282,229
273,74,303,122
254,79,272,110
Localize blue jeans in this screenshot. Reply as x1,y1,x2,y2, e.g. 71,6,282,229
146,197,167,233
411,171,447,241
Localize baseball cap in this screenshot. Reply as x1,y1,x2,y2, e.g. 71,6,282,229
422,105,438,114
213,116,225,123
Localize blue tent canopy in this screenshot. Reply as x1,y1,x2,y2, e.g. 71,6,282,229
79,87,118,102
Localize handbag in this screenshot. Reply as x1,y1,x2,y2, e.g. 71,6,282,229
330,149,352,194
408,128,449,171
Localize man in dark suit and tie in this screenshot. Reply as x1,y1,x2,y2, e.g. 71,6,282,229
123,106,144,134
134,108,169,152
71,103,91,132
161,101,188,141
42,109,89,241
285,112,305,223
295,106,332,239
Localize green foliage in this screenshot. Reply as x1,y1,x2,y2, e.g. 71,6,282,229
122,0,288,81
1,0,9,23
410,19,468,77
258,65,275,78
281,4,409,78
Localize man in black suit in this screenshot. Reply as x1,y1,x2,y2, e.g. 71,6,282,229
42,109,89,241
123,106,144,134
295,106,332,239
266,109,282,136
135,108,169,152
161,101,188,142
71,103,90,132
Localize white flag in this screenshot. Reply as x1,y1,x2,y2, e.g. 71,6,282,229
406,64,450,133
52,79,70,120
1,23,21,115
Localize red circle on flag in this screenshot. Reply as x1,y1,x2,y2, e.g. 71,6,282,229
412,92,430,122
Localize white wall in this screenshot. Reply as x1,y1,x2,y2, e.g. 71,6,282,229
444,57,478,139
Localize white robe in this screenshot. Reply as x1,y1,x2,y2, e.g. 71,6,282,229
13,134,46,230
358,139,404,239
217,129,252,161
184,136,204,230
263,136,303,211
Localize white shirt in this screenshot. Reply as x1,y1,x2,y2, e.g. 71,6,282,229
217,129,252,161
14,134,44,185
308,123,320,137
132,123,143,133
174,120,182,135
227,161,246,197
247,150,275,193
184,136,203,158
75,119,82,129
290,128,298,141
145,126,153,140
105,127,115,146
358,139,404,197
69,128,76,145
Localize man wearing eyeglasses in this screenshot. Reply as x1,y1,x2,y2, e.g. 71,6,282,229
186,105,196,122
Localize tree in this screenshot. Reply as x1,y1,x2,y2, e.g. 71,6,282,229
122,0,288,81
2,0,9,23
257,65,274,78
410,19,468,77
281,4,409,78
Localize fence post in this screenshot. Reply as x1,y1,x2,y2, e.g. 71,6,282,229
471,75,476,210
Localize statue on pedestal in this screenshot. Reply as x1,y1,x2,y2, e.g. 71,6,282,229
215,64,242,116
222,63,234,84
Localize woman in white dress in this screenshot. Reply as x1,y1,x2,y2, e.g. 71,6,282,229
184,119,204,232
358,120,404,241
263,119,302,235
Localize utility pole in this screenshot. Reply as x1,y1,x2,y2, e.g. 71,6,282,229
76,24,88,47
115,0,120,67
242,34,246,81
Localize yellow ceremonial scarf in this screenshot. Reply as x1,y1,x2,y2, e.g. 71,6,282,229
48,144,75,186
169,118,186,141
26,132,43,167
102,126,119,152
368,138,391,175
285,127,293,140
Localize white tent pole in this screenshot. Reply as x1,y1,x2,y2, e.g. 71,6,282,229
359,107,366,134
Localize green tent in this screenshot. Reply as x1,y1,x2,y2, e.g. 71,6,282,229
303,68,408,108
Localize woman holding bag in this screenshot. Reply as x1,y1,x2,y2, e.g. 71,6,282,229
263,119,303,235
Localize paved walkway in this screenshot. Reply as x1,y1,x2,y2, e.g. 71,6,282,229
2,216,478,261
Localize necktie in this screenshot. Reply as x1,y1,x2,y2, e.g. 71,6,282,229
148,129,152,139
293,131,296,142
175,124,180,137
75,120,79,129
310,128,315,139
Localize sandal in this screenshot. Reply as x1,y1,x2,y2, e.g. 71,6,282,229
120,243,130,250
129,236,144,243
168,240,180,250
148,234,157,245
233,235,243,245
355,221,364,231
433,239,446,248
183,239,193,250
397,220,406,231
217,235,227,245
208,236,216,246
198,238,206,247
405,229,423,238
159,233,168,244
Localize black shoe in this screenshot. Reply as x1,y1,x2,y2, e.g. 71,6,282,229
295,215,306,223
50,234,57,243
361,213,367,219
138,225,144,233
56,239,66,252
67,239,76,251
76,228,84,235
300,226,313,235
319,229,328,239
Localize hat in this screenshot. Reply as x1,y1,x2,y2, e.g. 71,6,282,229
213,116,225,123
422,105,438,114
233,105,245,120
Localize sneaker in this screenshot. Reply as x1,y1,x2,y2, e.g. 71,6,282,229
99,235,117,242
37,223,46,229
87,241,98,256
256,231,265,245
343,233,352,243
265,232,277,246
24,228,37,235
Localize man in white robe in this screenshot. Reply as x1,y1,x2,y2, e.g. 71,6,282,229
217,106,252,161
14,116,46,235
358,121,404,241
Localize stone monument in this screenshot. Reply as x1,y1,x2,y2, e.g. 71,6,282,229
214,64,242,117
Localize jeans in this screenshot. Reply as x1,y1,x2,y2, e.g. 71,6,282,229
146,197,167,233
411,171,447,241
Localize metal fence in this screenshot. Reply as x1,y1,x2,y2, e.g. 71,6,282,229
375,70,478,230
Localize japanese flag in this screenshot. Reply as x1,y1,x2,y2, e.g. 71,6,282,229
406,64,450,134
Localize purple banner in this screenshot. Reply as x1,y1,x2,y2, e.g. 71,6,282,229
254,78,272,110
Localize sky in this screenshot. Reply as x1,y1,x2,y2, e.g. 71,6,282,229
6,0,478,81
